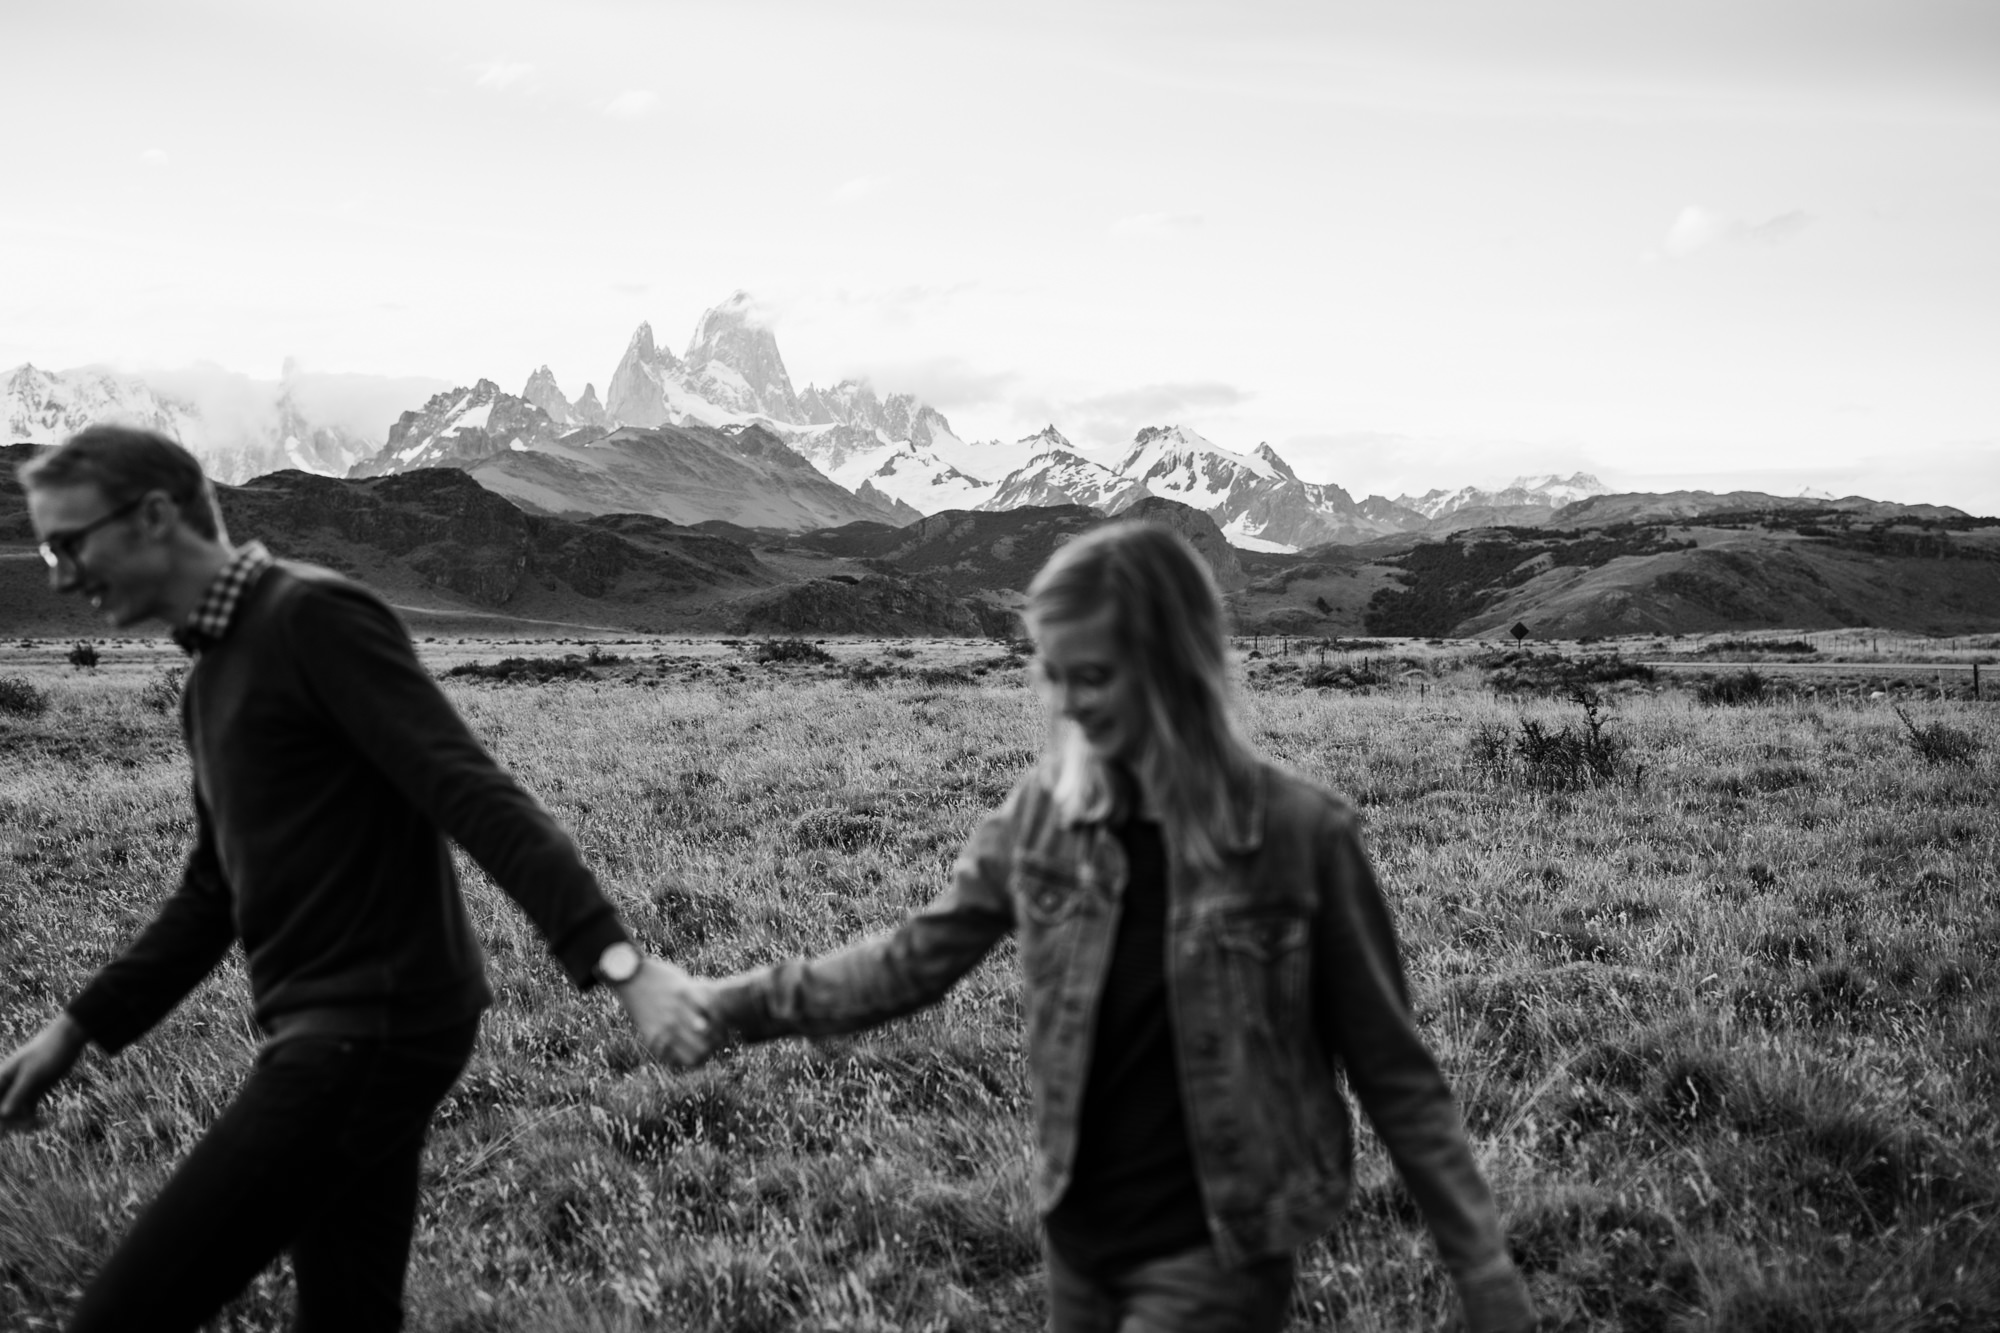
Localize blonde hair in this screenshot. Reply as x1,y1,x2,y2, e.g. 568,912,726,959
1025,522,1257,873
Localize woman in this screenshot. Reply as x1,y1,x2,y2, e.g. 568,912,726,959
697,522,1535,1332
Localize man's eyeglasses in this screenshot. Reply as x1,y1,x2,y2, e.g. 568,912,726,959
38,497,146,569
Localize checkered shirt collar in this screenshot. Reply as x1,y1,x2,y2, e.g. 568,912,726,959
172,541,274,656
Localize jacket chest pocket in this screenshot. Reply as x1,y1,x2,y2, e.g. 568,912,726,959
1213,910,1312,1028
1015,858,1090,926
1012,858,1095,986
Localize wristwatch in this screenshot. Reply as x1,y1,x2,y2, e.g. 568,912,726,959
595,941,643,986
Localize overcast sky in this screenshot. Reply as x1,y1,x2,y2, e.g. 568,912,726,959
6,0,1997,511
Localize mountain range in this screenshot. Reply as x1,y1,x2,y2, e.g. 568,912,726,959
7,290,1986,643
7,295,1653,552
8,429,1993,641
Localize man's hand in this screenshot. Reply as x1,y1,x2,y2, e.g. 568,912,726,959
0,1012,89,1131
611,958,717,1067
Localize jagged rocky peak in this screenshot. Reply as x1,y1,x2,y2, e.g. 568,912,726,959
350,378,560,478
606,321,684,429
521,365,574,426
1252,442,1297,481
572,382,610,429
797,378,884,429
1019,423,1076,455
681,291,801,422
1117,423,1274,480
625,321,677,368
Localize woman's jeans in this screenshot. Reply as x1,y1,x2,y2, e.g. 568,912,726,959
66,1018,479,1333
1046,1235,1296,1333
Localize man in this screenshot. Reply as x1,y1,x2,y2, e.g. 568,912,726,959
0,425,710,1331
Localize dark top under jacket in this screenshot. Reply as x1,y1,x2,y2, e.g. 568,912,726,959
66,561,629,1052
1043,808,1210,1274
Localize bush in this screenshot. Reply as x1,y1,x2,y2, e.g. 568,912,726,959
753,637,834,665
1468,687,1628,791
0,676,48,717
1895,708,1981,765
1300,661,1389,691
140,666,186,714
1696,669,1767,705
1485,650,1655,696
443,655,598,684
67,642,100,669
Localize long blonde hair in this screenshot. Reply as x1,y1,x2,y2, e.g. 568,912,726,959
1025,522,1258,873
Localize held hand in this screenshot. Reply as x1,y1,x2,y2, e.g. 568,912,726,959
0,1013,88,1131
612,958,718,1068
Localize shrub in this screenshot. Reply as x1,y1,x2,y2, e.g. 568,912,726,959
842,660,902,687
1469,687,1628,790
1696,669,1767,705
1301,661,1389,691
1895,708,1981,765
67,642,100,669
754,637,834,665
1699,638,1817,655
1485,650,1655,695
0,676,48,717
443,655,597,684
140,666,187,714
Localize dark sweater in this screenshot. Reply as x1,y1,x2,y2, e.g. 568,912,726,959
66,562,629,1053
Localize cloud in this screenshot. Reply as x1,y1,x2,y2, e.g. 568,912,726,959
599,89,658,118
1277,431,1601,497
1073,381,1248,418
138,148,171,170
470,59,534,91
845,358,1018,410
1109,212,1204,238
1658,205,1813,259
829,175,884,204
1052,381,1252,452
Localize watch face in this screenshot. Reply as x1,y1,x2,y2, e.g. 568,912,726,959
599,943,641,984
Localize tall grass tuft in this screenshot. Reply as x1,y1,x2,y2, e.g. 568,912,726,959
1895,706,1981,765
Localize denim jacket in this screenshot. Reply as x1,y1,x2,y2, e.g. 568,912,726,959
711,759,1532,1329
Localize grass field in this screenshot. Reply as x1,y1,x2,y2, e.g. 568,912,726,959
2,637,1997,1332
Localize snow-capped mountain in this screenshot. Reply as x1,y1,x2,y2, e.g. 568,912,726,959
6,363,201,453
794,379,981,468
603,322,687,429
681,293,802,422
521,366,611,432
603,294,802,431
265,378,377,479
349,380,564,478
1395,473,1609,520
1068,424,1409,551
979,427,1149,513
5,362,386,483
595,296,994,516
787,423,995,514
1116,425,1281,508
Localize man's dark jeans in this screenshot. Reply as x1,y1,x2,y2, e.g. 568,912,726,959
1045,1234,1296,1333
67,1018,479,1333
